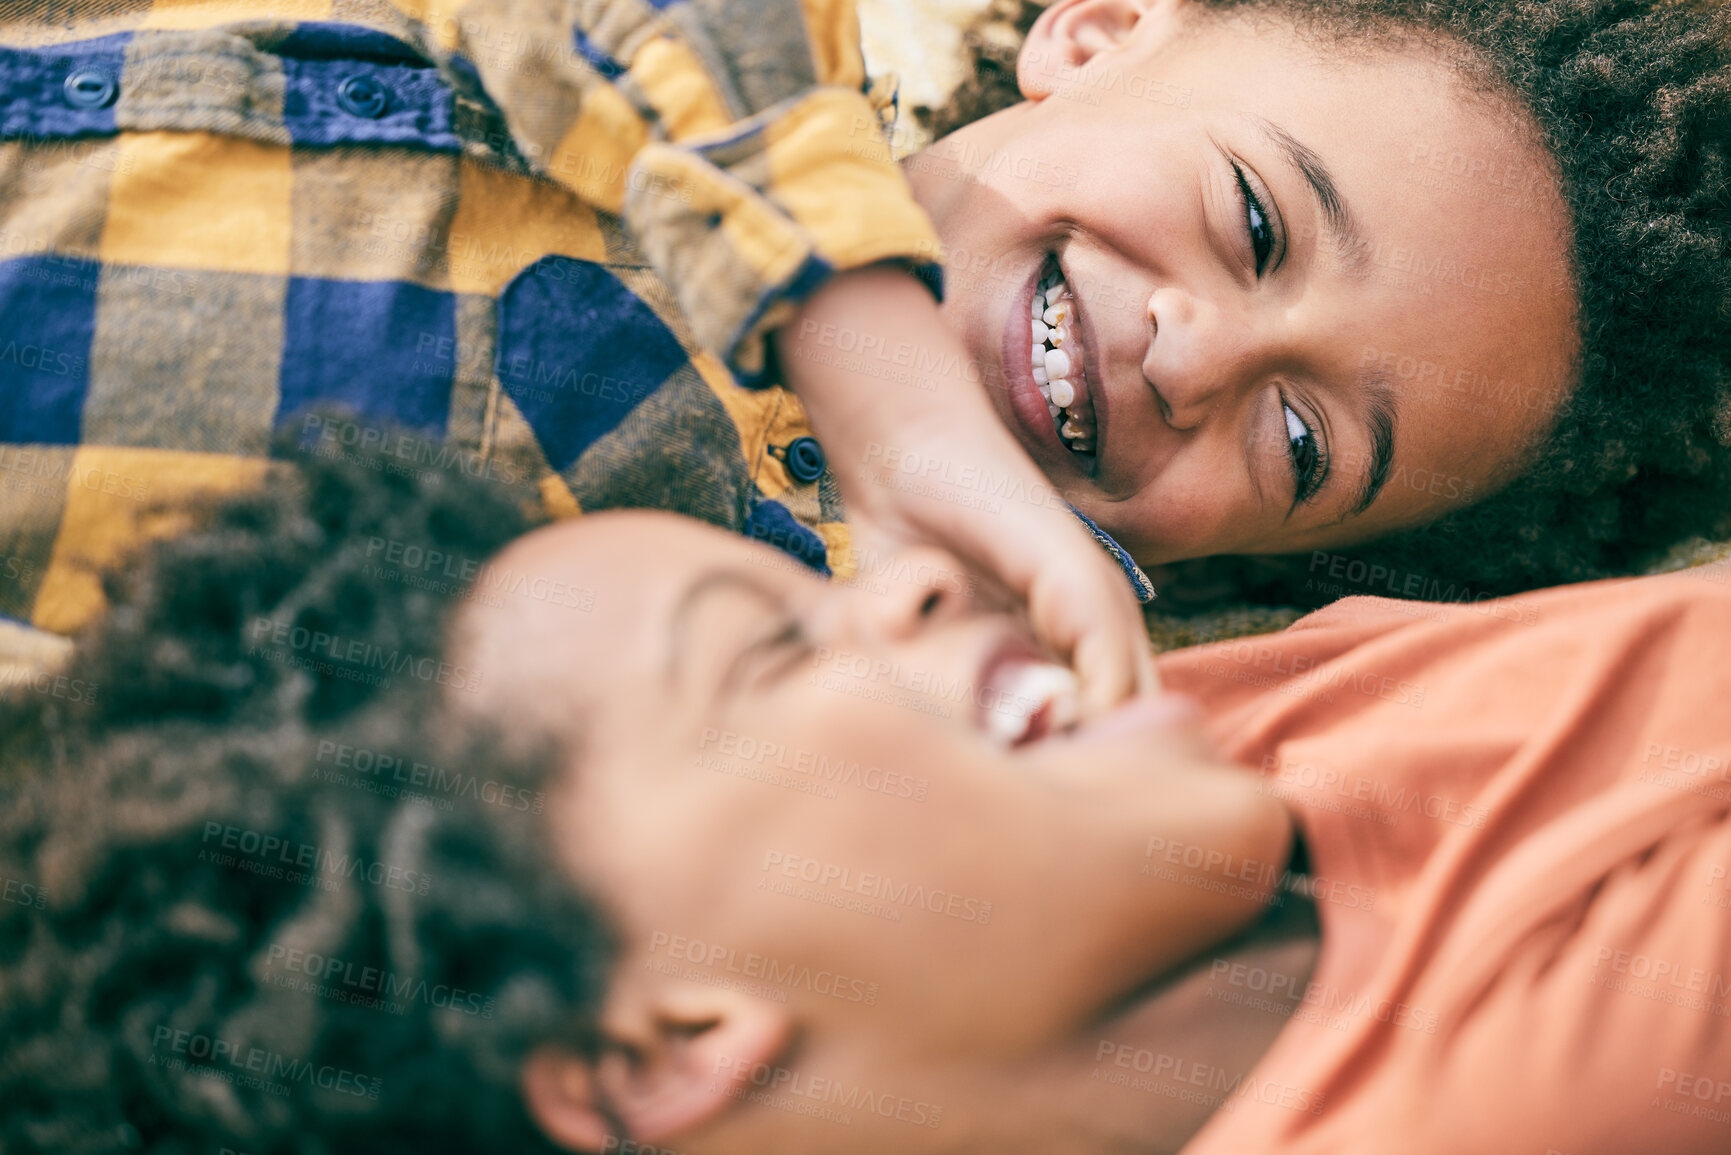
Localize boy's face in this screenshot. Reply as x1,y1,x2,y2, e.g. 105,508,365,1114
907,0,1579,564
457,511,1296,1153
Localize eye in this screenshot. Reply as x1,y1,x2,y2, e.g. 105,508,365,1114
1283,401,1327,504
1232,163,1276,276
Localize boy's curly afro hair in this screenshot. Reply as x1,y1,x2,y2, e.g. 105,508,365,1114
0,439,614,1155
925,0,1731,603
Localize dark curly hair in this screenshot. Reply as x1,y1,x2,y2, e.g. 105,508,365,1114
922,0,1731,605
0,436,614,1154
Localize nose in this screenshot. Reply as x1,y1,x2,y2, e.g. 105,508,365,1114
839,544,975,642
1143,286,1262,430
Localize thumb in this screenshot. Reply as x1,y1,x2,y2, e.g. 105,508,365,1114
1023,545,1160,718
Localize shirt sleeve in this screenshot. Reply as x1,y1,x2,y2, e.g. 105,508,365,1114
437,0,944,386
1392,803,1731,1155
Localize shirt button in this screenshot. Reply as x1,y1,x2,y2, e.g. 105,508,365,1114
784,436,826,484
336,75,391,119
63,69,119,110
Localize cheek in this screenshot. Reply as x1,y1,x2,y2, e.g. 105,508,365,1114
1090,457,1254,561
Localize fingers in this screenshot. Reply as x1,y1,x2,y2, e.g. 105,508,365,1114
1025,548,1160,719
1074,617,1163,707
845,472,1159,715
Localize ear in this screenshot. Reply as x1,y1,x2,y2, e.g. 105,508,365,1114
1018,0,1185,100
521,984,792,1151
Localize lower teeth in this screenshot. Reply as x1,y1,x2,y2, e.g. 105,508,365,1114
1055,408,1092,453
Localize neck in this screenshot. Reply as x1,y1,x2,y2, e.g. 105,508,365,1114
1028,891,1323,1155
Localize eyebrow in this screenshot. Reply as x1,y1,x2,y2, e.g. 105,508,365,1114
665,569,786,691
1252,118,1368,272
1246,117,1395,516
1345,374,1399,518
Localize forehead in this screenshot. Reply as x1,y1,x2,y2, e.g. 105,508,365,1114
456,513,796,701
498,513,835,655
1148,14,1577,530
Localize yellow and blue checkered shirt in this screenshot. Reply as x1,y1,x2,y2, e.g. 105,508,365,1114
0,0,946,636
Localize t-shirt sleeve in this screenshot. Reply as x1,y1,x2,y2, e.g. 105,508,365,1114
1397,803,1731,1155
1161,574,1731,1155
436,0,943,385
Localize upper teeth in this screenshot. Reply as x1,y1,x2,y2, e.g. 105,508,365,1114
985,661,1081,747
1034,265,1097,454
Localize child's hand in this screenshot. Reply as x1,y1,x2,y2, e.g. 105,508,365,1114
775,265,1159,717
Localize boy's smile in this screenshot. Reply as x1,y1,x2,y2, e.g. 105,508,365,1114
1005,252,1108,463
905,0,1580,566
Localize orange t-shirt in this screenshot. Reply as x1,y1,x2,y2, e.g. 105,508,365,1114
1157,567,1731,1155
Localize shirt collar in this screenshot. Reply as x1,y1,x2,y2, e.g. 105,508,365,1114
1070,509,1157,605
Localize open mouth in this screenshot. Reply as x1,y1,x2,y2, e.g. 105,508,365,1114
979,647,1082,748
1031,254,1100,460
975,633,1206,752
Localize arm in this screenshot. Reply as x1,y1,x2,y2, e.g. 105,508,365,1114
443,0,1155,706
776,266,1158,711
439,0,936,385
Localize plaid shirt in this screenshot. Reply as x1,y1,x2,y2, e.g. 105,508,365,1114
0,0,945,636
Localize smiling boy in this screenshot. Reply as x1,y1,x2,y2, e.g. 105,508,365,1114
913,0,1730,600
911,0,1580,563
4,446,1728,1155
